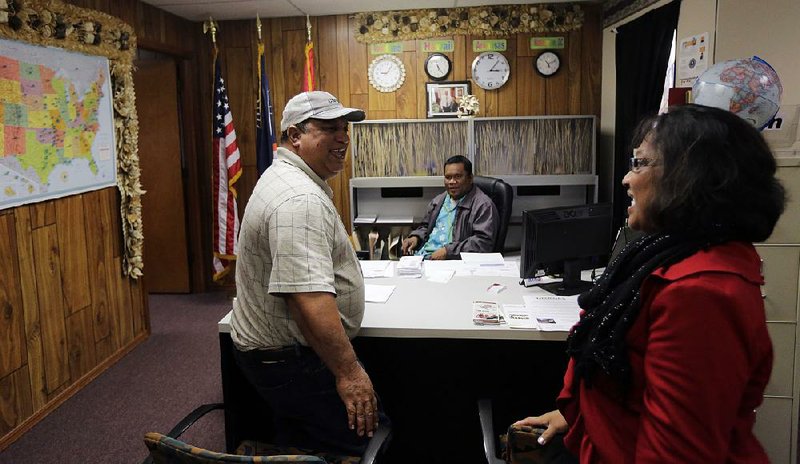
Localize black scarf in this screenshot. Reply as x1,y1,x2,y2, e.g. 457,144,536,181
566,232,727,391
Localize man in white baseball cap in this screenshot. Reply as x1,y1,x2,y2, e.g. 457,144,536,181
280,90,365,132
231,91,385,456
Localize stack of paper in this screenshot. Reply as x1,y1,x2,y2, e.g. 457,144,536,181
396,255,424,278
360,260,394,278
460,252,505,266
521,295,581,331
473,300,506,325
365,284,396,303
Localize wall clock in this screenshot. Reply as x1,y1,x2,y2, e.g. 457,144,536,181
471,52,510,90
424,53,451,81
535,51,561,77
368,54,406,92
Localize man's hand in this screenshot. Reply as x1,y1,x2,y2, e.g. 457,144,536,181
286,292,379,437
513,409,569,445
401,236,420,255
336,363,379,437
429,247,447,260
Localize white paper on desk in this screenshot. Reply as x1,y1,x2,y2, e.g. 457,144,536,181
470,261,519,277
360,260,394,278
364,284,396,303
424,260,467,275
460,252,505,266
503,304,538,329
426,269,455,283
523,295,581,331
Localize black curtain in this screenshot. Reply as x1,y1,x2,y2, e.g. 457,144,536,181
612,0,681,232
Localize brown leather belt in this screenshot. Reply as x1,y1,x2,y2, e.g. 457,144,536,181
238,344,312,362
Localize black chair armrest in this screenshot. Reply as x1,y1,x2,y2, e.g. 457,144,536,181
166,403,225,439
478,399,506,464
361,422,392,464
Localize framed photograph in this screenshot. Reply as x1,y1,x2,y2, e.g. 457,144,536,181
425,81,471,118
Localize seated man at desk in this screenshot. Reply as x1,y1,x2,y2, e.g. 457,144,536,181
401,155,498,259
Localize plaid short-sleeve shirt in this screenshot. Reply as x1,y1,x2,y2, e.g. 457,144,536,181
230,147,364,350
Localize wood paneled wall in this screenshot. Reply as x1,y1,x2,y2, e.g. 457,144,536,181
0,0,203,450
203,4,603,239
0,2,602,448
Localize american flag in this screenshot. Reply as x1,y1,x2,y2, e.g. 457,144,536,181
212,55,242,281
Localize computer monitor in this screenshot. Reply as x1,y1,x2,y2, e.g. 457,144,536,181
520,203,613,296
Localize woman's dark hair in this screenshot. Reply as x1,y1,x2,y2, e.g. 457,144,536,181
444,154,473,176
632,104,786,242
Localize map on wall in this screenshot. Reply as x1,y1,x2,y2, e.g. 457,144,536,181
0,38,116,210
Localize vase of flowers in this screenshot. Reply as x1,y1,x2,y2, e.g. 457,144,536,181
457,94,480,118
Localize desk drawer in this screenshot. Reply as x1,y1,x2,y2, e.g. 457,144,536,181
765,163,800,244
754,396,793,464
756,245,799,322
764,322,795,397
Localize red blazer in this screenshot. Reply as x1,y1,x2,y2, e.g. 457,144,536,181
558,241,772,463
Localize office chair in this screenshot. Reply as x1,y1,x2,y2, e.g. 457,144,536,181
478,399,576,464
472,176,514,253
142,403,391,464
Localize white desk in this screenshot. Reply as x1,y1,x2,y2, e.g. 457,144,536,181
219,261,587,341
217,263,589,462
359,273,569,340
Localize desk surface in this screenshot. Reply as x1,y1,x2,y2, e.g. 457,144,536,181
358,273,570,340
218,262,590,341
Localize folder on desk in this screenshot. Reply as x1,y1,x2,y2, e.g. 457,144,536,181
354,214,377,224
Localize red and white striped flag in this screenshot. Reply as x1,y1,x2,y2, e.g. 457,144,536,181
212,53,242,281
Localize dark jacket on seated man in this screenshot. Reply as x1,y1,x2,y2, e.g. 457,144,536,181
409,185,498,259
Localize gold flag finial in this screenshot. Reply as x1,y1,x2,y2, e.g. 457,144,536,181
306,15,311,42
203,16,218,45
256,14,262,42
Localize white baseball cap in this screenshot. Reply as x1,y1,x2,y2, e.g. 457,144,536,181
280,91,365,132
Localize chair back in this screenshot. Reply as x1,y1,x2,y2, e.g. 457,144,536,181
472,176,513,253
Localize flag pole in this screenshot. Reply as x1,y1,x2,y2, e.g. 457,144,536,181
203,16,218,55
206,17,243,282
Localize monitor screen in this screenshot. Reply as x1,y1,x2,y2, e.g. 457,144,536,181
521,203,613,296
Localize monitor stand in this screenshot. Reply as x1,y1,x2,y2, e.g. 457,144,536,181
539,260,594,296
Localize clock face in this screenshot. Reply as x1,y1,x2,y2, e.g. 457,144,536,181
424,53,451,81
471,52,510,90
535,51,561,77
368,54,406,92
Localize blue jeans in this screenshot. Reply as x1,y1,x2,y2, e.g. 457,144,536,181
233,345,388,457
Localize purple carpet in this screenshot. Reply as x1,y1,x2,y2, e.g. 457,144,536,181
0,292,232,463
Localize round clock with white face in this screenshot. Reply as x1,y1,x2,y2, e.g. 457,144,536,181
471,52,510,90
368,54,406,93
535,51,561,77
424,53,451,81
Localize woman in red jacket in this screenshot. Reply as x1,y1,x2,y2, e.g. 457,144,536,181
515,104,786,463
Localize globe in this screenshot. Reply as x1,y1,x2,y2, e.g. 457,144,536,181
692,56,782,130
